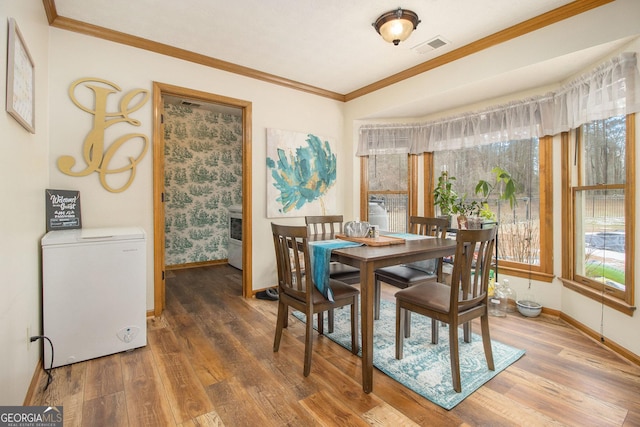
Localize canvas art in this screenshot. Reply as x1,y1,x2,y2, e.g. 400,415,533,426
266,128,337,218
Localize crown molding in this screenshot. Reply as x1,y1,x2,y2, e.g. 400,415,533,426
344,0,614,100
41,0,345,101
43,0,613,102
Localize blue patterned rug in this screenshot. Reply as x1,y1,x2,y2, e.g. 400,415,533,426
293,300,525,410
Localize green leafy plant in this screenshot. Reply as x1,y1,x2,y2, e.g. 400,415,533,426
477,202,495,221
433,170,458,216
474,166,518,219
452,196,479,217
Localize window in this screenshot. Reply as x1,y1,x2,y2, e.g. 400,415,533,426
432,137,553,281
562,115,635,313
361,154,416,233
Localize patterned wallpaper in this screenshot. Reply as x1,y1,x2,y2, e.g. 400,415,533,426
163,103,243,266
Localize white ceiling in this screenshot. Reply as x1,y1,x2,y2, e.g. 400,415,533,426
52,0,634,118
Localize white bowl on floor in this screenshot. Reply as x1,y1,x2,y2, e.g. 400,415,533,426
516,300,542,317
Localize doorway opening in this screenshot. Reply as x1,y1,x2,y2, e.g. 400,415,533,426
152,82,253,316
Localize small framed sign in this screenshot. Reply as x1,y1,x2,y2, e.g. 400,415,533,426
6,18,35,133
46,189,82,231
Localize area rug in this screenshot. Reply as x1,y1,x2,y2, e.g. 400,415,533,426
293,300,525,410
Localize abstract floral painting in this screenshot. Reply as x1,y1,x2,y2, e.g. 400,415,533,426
266,128,337,218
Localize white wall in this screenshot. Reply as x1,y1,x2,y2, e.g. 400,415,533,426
0,2,50,405
344,0,640,357
48,29,345,308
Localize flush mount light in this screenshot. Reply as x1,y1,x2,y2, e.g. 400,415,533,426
372,8,421,46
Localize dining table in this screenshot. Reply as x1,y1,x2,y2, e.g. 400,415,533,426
327,235,457,393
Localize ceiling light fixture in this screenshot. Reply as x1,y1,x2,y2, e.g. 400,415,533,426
372,8,421,46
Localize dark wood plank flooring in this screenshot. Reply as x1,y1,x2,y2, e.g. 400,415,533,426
28,265,640,426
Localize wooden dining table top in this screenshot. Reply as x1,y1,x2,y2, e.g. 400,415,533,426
331,236,455,265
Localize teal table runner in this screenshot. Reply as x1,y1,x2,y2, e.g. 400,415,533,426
309,239,362,302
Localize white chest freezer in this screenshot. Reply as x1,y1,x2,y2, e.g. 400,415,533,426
41,227,147,368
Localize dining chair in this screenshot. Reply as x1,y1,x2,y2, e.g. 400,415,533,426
305,214,344,236
374,216,449,321
271,223,360,377
394,227,497,392
305,215,360,285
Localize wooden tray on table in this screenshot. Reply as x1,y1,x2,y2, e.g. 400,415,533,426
335,234,405,246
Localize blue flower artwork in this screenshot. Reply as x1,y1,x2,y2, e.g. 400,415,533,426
266,129,337,217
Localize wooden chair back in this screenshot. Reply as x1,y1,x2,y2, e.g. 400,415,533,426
450,227,497,314
408,215,449,238
305,215,344,238
271,223,311,303
404,216,449,276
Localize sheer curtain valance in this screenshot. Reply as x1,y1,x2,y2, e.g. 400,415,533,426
357,52,640,156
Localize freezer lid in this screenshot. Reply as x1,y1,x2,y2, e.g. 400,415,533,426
42,226,146,246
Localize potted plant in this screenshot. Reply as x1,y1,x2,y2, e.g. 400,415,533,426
452,196,480,229
474,166,518,221
433,170,458,218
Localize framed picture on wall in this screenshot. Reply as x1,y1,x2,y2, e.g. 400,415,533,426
6,17,35,134
266,128,338,218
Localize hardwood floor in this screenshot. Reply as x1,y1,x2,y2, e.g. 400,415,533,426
28,265,640,426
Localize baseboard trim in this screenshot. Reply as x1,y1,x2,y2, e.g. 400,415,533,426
559,312,640,366
166,259,228,271
23,359,43,405
541,306,561,317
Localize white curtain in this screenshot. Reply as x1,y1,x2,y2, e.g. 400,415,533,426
357,52,640,156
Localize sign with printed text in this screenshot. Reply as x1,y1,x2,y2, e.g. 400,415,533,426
45,189,81,231
0,406,63,427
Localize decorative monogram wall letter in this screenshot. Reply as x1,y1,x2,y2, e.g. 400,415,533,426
57,78,150,193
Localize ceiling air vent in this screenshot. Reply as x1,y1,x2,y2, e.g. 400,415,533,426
412,36,450,54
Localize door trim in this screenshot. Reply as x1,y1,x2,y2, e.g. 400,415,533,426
152,82,252,316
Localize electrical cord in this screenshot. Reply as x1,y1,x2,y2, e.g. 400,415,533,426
30,335,54,391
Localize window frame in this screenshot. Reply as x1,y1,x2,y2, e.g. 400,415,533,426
360,154,418,230
425,136,554,282
560,114,636,315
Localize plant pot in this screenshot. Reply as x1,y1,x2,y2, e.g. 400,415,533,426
467,216,483,229
449,214,458,229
